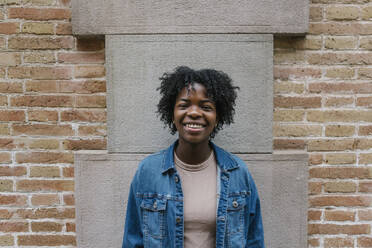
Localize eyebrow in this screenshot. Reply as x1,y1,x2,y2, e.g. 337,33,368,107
179,98,214,104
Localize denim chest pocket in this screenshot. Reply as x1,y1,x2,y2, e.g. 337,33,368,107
226,195,248,248
140,198,167,240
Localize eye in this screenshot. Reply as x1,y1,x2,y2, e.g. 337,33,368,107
202,105,213,111
177,103,188,109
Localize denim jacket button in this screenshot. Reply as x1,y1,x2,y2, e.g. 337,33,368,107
218,216,225,222
174,176,179,183
153,201,157,209
232,201,239,208
176,217,181,224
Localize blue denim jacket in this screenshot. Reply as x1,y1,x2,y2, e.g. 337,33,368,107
122,141,265,248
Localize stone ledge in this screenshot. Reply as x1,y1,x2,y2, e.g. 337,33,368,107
75,153,308,248
72,0,309,35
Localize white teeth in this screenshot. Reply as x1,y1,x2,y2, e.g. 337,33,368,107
186,124,203,128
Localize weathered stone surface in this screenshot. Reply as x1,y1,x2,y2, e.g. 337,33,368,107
75,153,308,248
106,34,273,153
72,0,309,35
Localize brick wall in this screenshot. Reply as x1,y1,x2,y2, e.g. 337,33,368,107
0,0,371,247
274,0,372,247
0,0,106,246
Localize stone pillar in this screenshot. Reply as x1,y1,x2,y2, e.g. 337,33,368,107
72,1,309,247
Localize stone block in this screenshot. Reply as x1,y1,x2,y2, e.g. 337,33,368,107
106,34,273,153
72,0,309,35
75,153,308,248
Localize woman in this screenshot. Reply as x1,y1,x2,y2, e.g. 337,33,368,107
123,66,264,248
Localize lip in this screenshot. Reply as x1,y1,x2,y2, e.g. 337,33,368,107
183,123,206,133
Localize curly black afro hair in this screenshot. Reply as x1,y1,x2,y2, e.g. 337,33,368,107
157,66,239,138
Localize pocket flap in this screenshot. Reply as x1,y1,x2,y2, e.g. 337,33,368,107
227,196,246,211
140,198,167,211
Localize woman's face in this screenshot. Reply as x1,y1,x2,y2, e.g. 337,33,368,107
173,83,217,146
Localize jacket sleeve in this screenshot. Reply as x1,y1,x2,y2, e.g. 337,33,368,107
246,176,265,248
122,180,144,248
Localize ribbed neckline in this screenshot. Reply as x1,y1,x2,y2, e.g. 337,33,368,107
174,151,214,172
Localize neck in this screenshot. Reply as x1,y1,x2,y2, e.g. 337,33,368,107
175,139,212,165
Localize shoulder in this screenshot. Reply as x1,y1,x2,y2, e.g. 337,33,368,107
136,150,165,176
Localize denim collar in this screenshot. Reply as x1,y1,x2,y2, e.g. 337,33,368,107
161,140,239,174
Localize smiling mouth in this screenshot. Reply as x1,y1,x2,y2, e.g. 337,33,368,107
184,123,205,130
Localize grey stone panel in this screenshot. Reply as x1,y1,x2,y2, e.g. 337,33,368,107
75,153,308,248
72,0,309,35
106,34,273,153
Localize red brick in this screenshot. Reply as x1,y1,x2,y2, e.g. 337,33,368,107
63,139,106,150
324,237,354,248
0,22,19,34
273,139,305,150
26,80,58,92
309,182,322,195
0,96,8,106
59,80,106,93
0,210,13,220
0,153,11,164
274,96,321,108
60,109,106,122
359,182,372,192
357,96,372,107
76,37,105,51
308,238,319,247
13,124,73,136
8,36,73,50
0,110,25,122
358,237,372,247
28,110,58,122
359,68,372,79
8,66,72,79
62,167,73,177
74,65,105,78
274,67,321,80
66,222,75,232
0,82,23,93
309,167,372,179
308,210,321,221
30,166,60,177
0,139,15,149
31,222,62,232
31,194,59,206
58,52,104,64
325,210,355,221
16,152,73,164
55,23,72,35
358,210,372,221
0,166,26,176
309,196,372,207
78,125,106,136
307,52,372,65
309,224,370,235
309,23,372,35
308,139,354,151
8,8,70,20
76,95,106,108
309,153,323,165
359,126,372,136
0,195,27,206
11,95,73,107
325,97,353,108
18,235,76,246
16,208,75,219
324,181,356,193
0,222,28,232
16,180,74,192
63,194,74,205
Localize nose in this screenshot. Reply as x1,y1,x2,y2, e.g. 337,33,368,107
187,106,202,118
